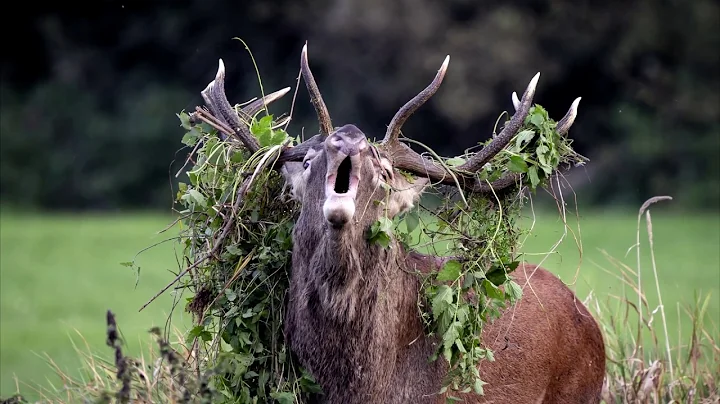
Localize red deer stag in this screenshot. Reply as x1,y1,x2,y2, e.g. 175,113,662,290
197,45,606,403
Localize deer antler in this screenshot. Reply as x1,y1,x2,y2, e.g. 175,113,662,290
301,43,333,136
195,57,324,167
556,97,581,136
382,56,450,145
380,59,581,193
197,59,290,153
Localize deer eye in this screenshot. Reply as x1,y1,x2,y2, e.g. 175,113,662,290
303,161,310,170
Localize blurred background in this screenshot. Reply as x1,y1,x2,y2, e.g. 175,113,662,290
1,0,718,400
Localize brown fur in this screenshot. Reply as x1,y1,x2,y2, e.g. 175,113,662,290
283,125,605,403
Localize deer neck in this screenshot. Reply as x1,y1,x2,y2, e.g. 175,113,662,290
306,226,397,321
289,226,443,401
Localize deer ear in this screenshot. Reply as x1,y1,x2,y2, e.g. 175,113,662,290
281,162,306,200
386,173,429,217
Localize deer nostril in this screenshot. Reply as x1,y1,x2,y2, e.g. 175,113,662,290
330,136,343,149
328,133,368,156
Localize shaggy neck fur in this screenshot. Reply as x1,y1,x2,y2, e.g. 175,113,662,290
285,218,445,403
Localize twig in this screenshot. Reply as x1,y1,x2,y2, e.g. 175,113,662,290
193,107,234,138
644,199,674,380
284,65,303,133
634,195,672,358
139,176,253,312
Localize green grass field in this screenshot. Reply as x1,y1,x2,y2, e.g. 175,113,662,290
1,208,718,400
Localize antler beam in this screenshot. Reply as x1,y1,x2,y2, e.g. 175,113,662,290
380,58,581,194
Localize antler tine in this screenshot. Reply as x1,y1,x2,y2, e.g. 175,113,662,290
301,43,333,136
201,59,261,152
556,97,581,136
382,56,450,145
238,87,292,122
457,72,540,173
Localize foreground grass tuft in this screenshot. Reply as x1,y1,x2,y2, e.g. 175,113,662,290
3,311,209,404
594,199,719,403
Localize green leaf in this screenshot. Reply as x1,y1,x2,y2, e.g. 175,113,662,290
225,289,237,302
251,115,273,134
461,271,475,290
431,285,454,321
270,391,296,404
528,165,541,189
455,305,469,324
252,115,276,147
442,321,463,365
530,112,545,128
177,111,192,130
226,245,244,256
119,261,133,268
443,345,454,364
368,217,394,249
257,130,272,148
506,280,523,302
187,189,207,207
421,192,443,210
378,217,393,233
373,232,391,249
482,279,505,300
473,378,487,395
436,260,462,282
269,129,287,146
445,156,466,167
229,151,245,163
186,325,206,344
485,265,509,286
187,171,199,186
536,144,550,167
455,338,467,353
508,155,529,173
404,209,420,234
515,130,535,149
181,127,202,147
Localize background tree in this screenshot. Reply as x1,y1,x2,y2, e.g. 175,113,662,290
1,0,717,210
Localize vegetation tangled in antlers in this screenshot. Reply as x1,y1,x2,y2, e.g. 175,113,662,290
160,44,586,401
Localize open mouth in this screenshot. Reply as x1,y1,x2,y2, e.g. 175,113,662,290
325,154,360,198
334,157,351,194
323,154,360,227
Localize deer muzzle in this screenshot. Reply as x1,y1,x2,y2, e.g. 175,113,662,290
322,125,368,227
323,152,362,227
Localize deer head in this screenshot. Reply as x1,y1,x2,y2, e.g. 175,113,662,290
281,44,579,235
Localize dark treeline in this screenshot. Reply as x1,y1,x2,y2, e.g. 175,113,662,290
1,0,718,211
